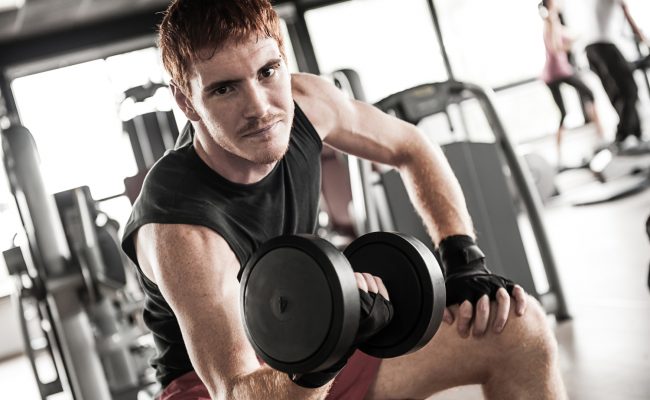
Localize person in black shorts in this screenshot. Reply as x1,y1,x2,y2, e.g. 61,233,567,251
583,0,648,145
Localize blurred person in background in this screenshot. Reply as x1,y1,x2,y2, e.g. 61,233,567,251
539,0,605,168
582,0,648,148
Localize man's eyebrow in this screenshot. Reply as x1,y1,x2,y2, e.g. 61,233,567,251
262,58,283,68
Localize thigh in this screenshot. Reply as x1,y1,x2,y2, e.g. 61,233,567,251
563,76,594,102
599,43,638,97
365,297,542,400
586,44,618,99
327,350,382,400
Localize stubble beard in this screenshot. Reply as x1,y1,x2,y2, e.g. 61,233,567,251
212,119,292,166
254,141,290,164
249,107,294,165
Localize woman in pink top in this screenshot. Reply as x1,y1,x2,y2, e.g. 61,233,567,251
540,0,604,166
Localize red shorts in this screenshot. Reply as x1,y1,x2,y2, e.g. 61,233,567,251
158,351,382,400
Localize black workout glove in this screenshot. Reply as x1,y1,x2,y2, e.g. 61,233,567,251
289,289,393,388
437,235,516,306
356,290,394,344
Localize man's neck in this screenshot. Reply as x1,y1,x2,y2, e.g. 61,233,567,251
193,132,276,185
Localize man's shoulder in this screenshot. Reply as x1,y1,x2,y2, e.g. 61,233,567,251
290,71,324,87
146,147,192,182
136,147,196,206
291,72,347,141
291,72,338,100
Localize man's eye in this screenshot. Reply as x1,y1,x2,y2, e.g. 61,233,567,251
214,86,230,95
261,67,276,78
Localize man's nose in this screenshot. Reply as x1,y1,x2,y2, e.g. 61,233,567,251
243,82,271,119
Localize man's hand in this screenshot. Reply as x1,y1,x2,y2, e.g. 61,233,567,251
355,272,389,299
443,286,527,338
354,272,393,344
436,235,528,338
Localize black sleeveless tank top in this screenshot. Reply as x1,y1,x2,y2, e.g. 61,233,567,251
121,103,322,386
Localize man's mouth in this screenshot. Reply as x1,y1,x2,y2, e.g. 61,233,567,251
243,120,281,137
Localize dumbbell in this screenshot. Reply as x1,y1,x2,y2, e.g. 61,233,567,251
239,231,446,374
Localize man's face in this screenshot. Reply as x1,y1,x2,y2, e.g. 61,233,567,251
181,36,294,165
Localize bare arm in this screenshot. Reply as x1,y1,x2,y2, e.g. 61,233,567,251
546,15,563,53
292,73,474,244
134,223,330,400
292,74,528,337
621,0,648,44
544,10,573,53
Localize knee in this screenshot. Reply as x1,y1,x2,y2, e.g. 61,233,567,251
498,297,558,365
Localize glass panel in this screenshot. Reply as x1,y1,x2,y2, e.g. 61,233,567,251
10,48,166,229
434,0,546,87
305,0,448,103
12,59,138,200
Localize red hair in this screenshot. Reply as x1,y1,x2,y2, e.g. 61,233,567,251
159,0,285,94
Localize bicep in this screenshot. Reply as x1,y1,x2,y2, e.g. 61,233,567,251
293,73,423,168
135,224,260,395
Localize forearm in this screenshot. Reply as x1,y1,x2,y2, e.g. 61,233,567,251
622,3,647,42
547,18,564,53
229,366,331,400
398,131,474,244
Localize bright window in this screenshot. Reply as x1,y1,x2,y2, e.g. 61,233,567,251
434,0,546,87
305,0,448,103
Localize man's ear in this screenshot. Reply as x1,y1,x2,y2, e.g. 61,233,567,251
170,81,201,122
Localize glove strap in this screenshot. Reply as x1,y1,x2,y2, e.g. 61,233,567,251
437,235,485,274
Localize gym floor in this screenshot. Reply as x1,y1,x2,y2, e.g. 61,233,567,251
0,128,649,400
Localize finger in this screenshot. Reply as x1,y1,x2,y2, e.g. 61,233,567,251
362,273,379,294
354,272,368,292
493,288,511,333
443,307,454,325
512,285,527,316
373,276,389,300
472,295,490,337
457,300,473,338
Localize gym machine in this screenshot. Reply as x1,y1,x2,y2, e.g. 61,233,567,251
121,82,180,205
1,124,157,399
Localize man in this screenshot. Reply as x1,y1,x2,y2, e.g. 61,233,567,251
580,0,648,144
121,1,566,399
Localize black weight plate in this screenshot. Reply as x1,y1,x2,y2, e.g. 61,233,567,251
344,232,445,358
240,235,360,373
